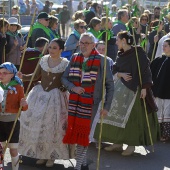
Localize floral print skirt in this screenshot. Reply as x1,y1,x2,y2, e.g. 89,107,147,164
18,84,69,160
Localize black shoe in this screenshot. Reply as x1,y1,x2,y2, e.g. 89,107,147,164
81,165,89,170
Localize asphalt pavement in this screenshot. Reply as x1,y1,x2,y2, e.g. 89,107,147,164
3,141,170,170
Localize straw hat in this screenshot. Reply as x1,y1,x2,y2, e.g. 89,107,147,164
8,17,21,30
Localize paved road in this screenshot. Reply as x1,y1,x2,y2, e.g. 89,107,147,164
3,141,170,170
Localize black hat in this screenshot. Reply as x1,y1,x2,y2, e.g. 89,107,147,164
37,12,50,19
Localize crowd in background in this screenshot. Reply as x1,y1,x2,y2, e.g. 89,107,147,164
0,0,170,170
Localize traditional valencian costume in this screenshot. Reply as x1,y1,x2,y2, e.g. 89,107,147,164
94,46,160,147
19,55,69,160
151,55,170,141
0,62,28,170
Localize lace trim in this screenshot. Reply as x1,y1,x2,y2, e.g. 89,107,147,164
40,55,69,73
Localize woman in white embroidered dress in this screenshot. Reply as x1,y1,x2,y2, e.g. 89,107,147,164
18,38,69,167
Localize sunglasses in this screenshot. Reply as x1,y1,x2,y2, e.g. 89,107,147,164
44,18,49,21
79,26,86,29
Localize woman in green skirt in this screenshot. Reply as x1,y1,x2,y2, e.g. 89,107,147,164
94,31,160,156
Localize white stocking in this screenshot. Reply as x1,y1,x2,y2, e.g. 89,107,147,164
11,154,19,170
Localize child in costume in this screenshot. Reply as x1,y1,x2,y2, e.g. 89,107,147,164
151,38,170,142
0,62,28,170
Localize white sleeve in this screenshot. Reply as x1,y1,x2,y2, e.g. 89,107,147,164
155,39,163,58
0,87,4,103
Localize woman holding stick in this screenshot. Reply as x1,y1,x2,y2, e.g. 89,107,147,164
18,38,69,167
94,31,160,156
0,62,28,170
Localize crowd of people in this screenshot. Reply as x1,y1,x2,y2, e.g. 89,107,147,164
0,0,170,170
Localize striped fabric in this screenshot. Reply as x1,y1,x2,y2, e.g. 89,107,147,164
75,145,88,170
63,49,101,146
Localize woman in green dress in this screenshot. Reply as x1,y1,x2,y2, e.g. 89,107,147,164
94,31,160,156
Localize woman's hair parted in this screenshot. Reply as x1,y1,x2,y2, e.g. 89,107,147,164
51,38,65,50
117,31,134,45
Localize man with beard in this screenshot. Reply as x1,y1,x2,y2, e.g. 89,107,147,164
62,33,114,170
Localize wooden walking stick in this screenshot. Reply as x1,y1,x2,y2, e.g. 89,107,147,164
131,26,154,152
2,0,5,63
144,25,148,52
19,8,37,72
3,43,48,158
96,8,109,170
151,0,161,62
17,0,21,29
150,20,162,62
